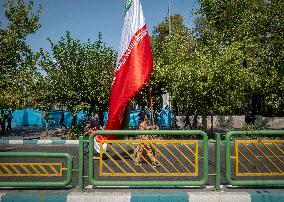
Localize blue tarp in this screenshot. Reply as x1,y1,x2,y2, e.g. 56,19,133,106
3,108,172,128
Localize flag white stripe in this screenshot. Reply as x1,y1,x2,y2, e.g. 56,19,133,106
116,0,146,70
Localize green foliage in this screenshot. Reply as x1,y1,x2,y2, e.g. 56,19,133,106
150,0,284,121
151,14,253,125
197,0,284,115
150,15,196,110
171,41,253,115
39,32,117,114
0,0,42,108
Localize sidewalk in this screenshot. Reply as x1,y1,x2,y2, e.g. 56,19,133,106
1,190,284,202
0,126,66,140
0,126,77,145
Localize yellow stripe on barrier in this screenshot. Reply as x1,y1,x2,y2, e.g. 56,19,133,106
163,144,190,172
116,143,148,172
98,140,199,177
0,163,63,177
127,143,159,173
151,144,180,173
235,140,284,177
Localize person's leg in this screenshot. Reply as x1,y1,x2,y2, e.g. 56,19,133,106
8,121,12,130
134,144,143,165
145,143,157,163
1,124,5,135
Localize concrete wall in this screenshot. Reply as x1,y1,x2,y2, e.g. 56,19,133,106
176,115,284,129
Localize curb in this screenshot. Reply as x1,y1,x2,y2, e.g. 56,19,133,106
0,191,284,202
0,139,230,146
0,139,79,145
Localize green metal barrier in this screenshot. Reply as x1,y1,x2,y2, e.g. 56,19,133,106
225,130,284,187
78,136,84,190
88,130,208,187
215,133,221,189
0,152,73,187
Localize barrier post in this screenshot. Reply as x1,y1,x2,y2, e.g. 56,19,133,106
78,136,84,190
215,133,221,190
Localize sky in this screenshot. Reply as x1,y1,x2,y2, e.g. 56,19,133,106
0,0,199,52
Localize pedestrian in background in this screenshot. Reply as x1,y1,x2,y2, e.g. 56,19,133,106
6,111,13,131
59,110,67,129
0,110,5,135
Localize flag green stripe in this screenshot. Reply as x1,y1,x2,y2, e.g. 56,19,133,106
125,0,133,15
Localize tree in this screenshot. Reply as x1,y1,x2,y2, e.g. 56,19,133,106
197,0,284,116
151,13,256,130
150,15,196,112
39,32,116,124
0,0,41,108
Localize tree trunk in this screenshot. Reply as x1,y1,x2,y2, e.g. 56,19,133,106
172,100,179,129
211,113,213,135
202,110,207,131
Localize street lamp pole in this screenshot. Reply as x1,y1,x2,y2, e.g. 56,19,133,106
168,0,172,34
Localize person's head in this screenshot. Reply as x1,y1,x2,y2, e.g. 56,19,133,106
140,112,149,122
94,112,99,120
143,115,149,122
86,121,91,128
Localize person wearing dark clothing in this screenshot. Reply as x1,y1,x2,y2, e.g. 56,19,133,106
91,112,103,130
0,110,5,135
183,113,192,129
6,111,13,131
245,111,255,125
59,111,67,129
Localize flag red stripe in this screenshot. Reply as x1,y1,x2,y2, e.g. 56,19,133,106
106,24,153,135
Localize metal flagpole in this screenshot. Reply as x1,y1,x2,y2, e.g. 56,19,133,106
149,87,155,127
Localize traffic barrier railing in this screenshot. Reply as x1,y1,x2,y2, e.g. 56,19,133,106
87,130,209,187
0,152,73,187
225,130,284,187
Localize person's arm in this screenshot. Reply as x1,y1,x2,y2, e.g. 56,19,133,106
139,124,146,130
146,125,158,130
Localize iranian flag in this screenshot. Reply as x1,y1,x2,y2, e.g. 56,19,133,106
106,0,153,132
93,0,153,152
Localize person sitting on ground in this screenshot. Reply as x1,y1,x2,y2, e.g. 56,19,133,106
133,112,159,167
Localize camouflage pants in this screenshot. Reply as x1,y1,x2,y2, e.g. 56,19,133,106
133,135,156,164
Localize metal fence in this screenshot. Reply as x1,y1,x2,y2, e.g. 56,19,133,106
225,130,284,186
0,152,73,187
0,130,284,189
87,130,209,187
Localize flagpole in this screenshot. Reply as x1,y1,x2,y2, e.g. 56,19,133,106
149,87,155,127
